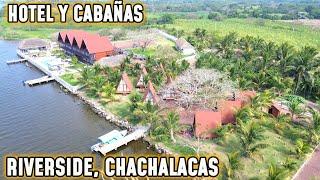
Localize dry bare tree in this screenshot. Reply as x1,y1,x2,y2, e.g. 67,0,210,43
159,69,238,109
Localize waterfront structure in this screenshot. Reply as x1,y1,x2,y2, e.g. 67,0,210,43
18,38,49,57
58,30,114,64
193,111,222,139
116,72,133,94
175,38,196,56
143,81,160,105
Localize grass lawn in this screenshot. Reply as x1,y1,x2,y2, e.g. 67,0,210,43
60,73,80,86
168,117,314,179
132,48,156,57
166,18,320,49
105,96,131,119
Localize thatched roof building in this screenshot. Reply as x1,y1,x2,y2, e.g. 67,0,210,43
18,38,49,51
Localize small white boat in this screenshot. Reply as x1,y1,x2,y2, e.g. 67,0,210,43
91,130,127,152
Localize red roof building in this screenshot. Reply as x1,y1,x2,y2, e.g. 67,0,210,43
193,111,222,139
220,100,243,125
143,81,160,105
116,73,133,94
57,30,114,64
238,90,257,107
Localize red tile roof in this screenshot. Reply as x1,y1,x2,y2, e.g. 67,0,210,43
220,100,242,124
238,90,257,106
117,72,133,94
194,111,222,138
81,36,114,54
144,81,160,104
59,30,114,54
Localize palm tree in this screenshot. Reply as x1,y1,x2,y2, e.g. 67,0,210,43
129,91,143,111
216,32,238,59
100,82,116,101
281,158,297,172
276,43,294,74
79,67,94,87
307,110,320,145
287,46,319,97
294,139,311,159
223,151,241,179
267,163,288,180
271,115,291,135
235,106,254,124
166,111,180,143
237,121,267,157
286,100,303,120
88,75,106,98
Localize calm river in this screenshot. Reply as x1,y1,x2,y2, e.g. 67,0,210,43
0,40,153,174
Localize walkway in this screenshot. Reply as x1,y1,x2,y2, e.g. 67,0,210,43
293,144,320,180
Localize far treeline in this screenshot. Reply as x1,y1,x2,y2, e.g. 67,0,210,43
145,0,320,20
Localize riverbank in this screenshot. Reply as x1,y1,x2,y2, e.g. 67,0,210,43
18,49,173,156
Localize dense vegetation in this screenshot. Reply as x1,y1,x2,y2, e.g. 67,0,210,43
146,0,320,20
215,91,320,179
163,18,320,50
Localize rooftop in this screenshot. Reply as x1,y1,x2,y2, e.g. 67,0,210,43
18,38,49,50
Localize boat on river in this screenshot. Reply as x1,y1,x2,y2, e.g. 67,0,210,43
91,130,127,152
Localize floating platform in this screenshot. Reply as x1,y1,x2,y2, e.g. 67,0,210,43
93,127,148,156
6,59,27,64
24,76,55,86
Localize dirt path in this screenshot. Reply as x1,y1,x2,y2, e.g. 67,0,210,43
293,144,320,180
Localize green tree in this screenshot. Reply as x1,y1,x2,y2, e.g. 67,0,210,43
221,151,241,179
267,163,288,180
100,82,116,101
129,91,143,112
79,67,94,87
287,46,319,97
294,139,311,159
166,111,180,143
237,121,267,157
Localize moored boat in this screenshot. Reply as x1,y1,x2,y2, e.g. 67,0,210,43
91,130,127,152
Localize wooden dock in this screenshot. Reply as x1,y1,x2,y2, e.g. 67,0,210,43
97,127,148,156
24,76,55,86
6,59,27,64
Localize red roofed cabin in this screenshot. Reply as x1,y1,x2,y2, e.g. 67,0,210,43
116,73,133,94
57,30,114,65
143,81,160,105
220,100,243,125
193,111,222,139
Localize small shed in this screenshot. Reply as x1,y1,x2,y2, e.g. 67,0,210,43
269,101,292,118
116,72,133,94
143,81,160,105
193,111,222,139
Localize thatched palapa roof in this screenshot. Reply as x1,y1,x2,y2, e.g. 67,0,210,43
18,38,49,50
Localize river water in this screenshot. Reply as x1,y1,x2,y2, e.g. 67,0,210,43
0,40,153,174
